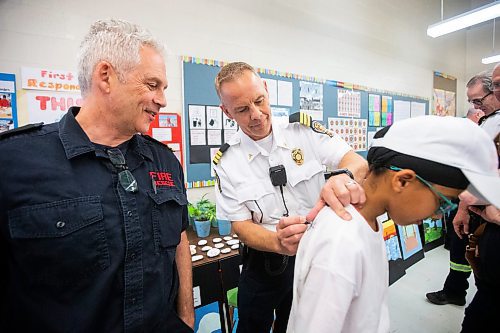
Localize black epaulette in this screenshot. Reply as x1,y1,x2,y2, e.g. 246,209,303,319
141,134,174,151
289,112,333,138
0,122,44,140
212,143,230,165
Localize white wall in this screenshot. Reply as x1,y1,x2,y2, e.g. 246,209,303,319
0,0,487,201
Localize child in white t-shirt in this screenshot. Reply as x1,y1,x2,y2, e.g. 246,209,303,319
287,116,500,333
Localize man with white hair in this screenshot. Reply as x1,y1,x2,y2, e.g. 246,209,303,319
0,19,194,332
465,107,484,124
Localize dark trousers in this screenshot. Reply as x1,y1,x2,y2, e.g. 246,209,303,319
443,215,472,297
461,223,500,333
442,206,476,298
236,248,295,333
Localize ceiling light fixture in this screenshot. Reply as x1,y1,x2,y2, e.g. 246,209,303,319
427,1,500,38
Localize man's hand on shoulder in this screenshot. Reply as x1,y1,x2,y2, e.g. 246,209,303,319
316,174,365,221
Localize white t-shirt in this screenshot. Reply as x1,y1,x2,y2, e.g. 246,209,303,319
214,118,352,231
287,205,390,333
480,111,500,139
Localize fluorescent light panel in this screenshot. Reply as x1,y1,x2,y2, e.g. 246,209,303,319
427,2,500,38
482,54,500,64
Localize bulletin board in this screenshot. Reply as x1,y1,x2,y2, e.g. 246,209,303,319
146,112,184,166
0,73,18,132
182,56,429,188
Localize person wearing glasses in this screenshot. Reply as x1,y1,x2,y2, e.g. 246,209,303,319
466,71,500,138
453,68,500,333
0,19,194,332
286,116,500,333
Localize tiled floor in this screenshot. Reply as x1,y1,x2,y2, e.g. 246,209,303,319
388,245,476,333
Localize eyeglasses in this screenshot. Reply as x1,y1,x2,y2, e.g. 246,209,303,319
388,166,457,215
468,91,492,106
106,148,138,193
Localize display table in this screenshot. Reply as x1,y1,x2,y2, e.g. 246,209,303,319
187,226,241,332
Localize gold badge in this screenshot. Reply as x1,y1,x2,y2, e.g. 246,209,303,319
292,148,304,165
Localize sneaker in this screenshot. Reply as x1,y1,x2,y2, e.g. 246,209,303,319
426,290,466,306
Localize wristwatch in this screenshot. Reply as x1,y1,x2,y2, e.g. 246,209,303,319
328,168,354,180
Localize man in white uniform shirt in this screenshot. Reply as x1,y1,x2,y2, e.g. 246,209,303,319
212,62,368,333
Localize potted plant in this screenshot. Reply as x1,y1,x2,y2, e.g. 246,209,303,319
189,195,216,238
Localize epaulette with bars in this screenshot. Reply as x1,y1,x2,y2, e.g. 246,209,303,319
212,143,230,165
0,122,44,140
289,112,333,138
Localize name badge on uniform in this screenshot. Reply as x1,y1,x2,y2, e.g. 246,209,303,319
291,148,304,165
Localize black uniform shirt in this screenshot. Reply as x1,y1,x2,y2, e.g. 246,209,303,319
0,107,188,332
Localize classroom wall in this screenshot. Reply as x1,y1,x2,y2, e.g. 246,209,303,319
0,0,491,201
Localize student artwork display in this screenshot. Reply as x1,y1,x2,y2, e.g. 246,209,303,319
368,94,381,126
383,219,403,261
397,224,424,260
0,73,17,131
300,81,323,121
327,117,367,151
380,95,393,126
432,88,456,117
337,89,361,118
194,301,222,333
368,94,393,127
182,56,428,187
188,104,238,164
422,218,443,244
146,113,184,165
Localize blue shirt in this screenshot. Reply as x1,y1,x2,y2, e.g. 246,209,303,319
0,107,188,332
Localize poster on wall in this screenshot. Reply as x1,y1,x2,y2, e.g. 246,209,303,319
328,117,367,151
422,218,443,244
22,67,82,124
0,73,18,131
368,94,381,126
188,104,238,164
381,95,393,126
337,89,361,118
383,219,403,261
147,112,184,165
300,81,323,121
26,91,82,124
397,224,424,260
432,88,456,117
194,301,222,333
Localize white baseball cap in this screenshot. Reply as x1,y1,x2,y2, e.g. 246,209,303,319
370,115,500,208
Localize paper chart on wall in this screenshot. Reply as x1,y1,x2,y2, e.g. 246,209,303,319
206,106,222,129
393,100,411,123
381,95,393,126
410,101,426,118
271,107,290,126
368,94,381,126
277,80,293,107
337,89,361,118
207,129,222,146
188,105,206,129
328,117,367,151
263,78,278,105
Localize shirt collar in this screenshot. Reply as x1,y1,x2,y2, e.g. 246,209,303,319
58,106,153,161
235,118,292,163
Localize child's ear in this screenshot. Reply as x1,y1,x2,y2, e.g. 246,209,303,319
391,169,417,193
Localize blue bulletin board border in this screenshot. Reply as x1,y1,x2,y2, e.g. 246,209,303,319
0,73,18,129
182,56,429,188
